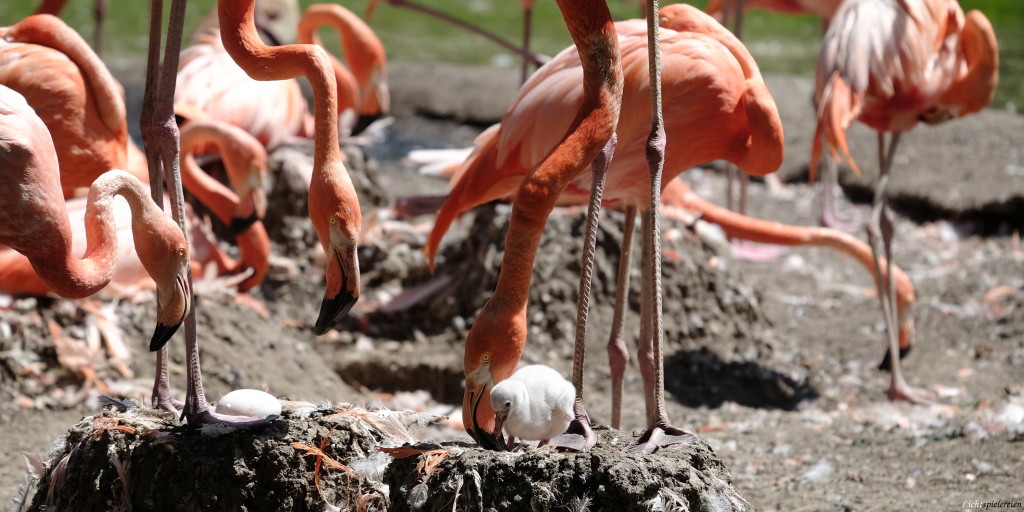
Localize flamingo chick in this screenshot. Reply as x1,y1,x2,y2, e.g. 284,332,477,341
490,365,575,450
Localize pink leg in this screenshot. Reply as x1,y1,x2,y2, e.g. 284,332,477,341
552,135,617,452
627,0,698,454
608,206,636,430
866,132,931,404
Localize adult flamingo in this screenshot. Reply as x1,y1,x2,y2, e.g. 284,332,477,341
811,0,997,402
452,0,623,452
429,5,783,450
296,3,390,135
0,14,138,198
0,85,190,352
218,0,362,335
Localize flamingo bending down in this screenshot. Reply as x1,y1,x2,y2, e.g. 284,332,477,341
218,0,362,335
0,85,190,351
661,177,917,372
811,0,998,402
296,3,390,135
0,14,140,198
429,5,783,449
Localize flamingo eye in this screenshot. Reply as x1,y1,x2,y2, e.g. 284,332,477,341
482,354,490,363
177,248,186,258
330,217,337,225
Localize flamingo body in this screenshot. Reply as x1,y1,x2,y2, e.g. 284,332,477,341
427,6,783,266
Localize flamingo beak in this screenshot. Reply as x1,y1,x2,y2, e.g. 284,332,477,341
313,243,359,335
351,113,381,136
150,274,190,351
465,382,507,451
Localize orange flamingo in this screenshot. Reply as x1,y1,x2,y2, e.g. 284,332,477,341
428,5,783,448
0,85,190,352
296,3,390,135
0,14,139,198
811,0,997,402
218,0,362,335
660,177,917,378
454,0,627,451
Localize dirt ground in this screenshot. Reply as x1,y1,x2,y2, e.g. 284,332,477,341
2,63,1024,511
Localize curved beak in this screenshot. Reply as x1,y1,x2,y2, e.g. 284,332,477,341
313,243,359,335
150,274,190,351
463,380,507,451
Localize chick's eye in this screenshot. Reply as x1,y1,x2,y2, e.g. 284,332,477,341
505,401,511,408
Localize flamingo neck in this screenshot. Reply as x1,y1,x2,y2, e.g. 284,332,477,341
219,0,342,168
179,122,245,223
482,0,623,326
32,171,152,298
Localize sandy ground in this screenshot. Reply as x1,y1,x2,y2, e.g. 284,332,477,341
2,64,1024,510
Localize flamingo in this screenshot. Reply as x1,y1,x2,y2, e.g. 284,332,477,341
296,3,390,135
0,14,139,198
0,85,190,354
217,0,363,335
428,5,783,450
810,0,998,402
660,177,917,382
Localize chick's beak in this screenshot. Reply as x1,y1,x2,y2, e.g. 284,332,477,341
150,274,190,351
314,243,359,335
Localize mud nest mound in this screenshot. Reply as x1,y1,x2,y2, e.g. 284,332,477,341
21,406,394,512
385,427,748,512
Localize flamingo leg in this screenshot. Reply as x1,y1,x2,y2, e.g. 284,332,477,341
819,151,860,232
143,0,265,425
866,132,931,404
608,206,636,430
628,0,698,454
520,5,533,85
554,135,616,452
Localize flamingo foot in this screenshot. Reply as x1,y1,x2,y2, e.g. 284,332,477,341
553,417,597,452
184,408,274,428
820,204,862,232
888,379,935,405
729,239,789,262
625,423,699,455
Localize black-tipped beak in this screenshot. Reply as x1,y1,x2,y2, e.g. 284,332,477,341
351,113,382,136
313,291,357,335
467,387,507,451
150,322,181,352
877,346,912,371
228,213,260,238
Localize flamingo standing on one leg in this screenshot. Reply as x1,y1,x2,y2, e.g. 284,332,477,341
0,85,190,352
454,0,623,451
296,3,390,135
427,5,783,447
0,14,140,198
811,0,998,402
218,0,363,335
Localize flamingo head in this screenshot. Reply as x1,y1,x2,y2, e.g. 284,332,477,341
309,168,362,335
225,149,269,237
462,312,523,451
134,211,191,352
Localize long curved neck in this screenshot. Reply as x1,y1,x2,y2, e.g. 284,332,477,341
219,0,341,167
296,7,362,115
31,171,153,299
663,179,914,312
489,0,622,315
7,15,126,133
179,123,244,223
943,10,998,117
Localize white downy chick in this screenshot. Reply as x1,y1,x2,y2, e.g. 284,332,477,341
490,364,575,445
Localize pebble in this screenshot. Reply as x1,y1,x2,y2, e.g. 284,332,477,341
216,389,282,418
